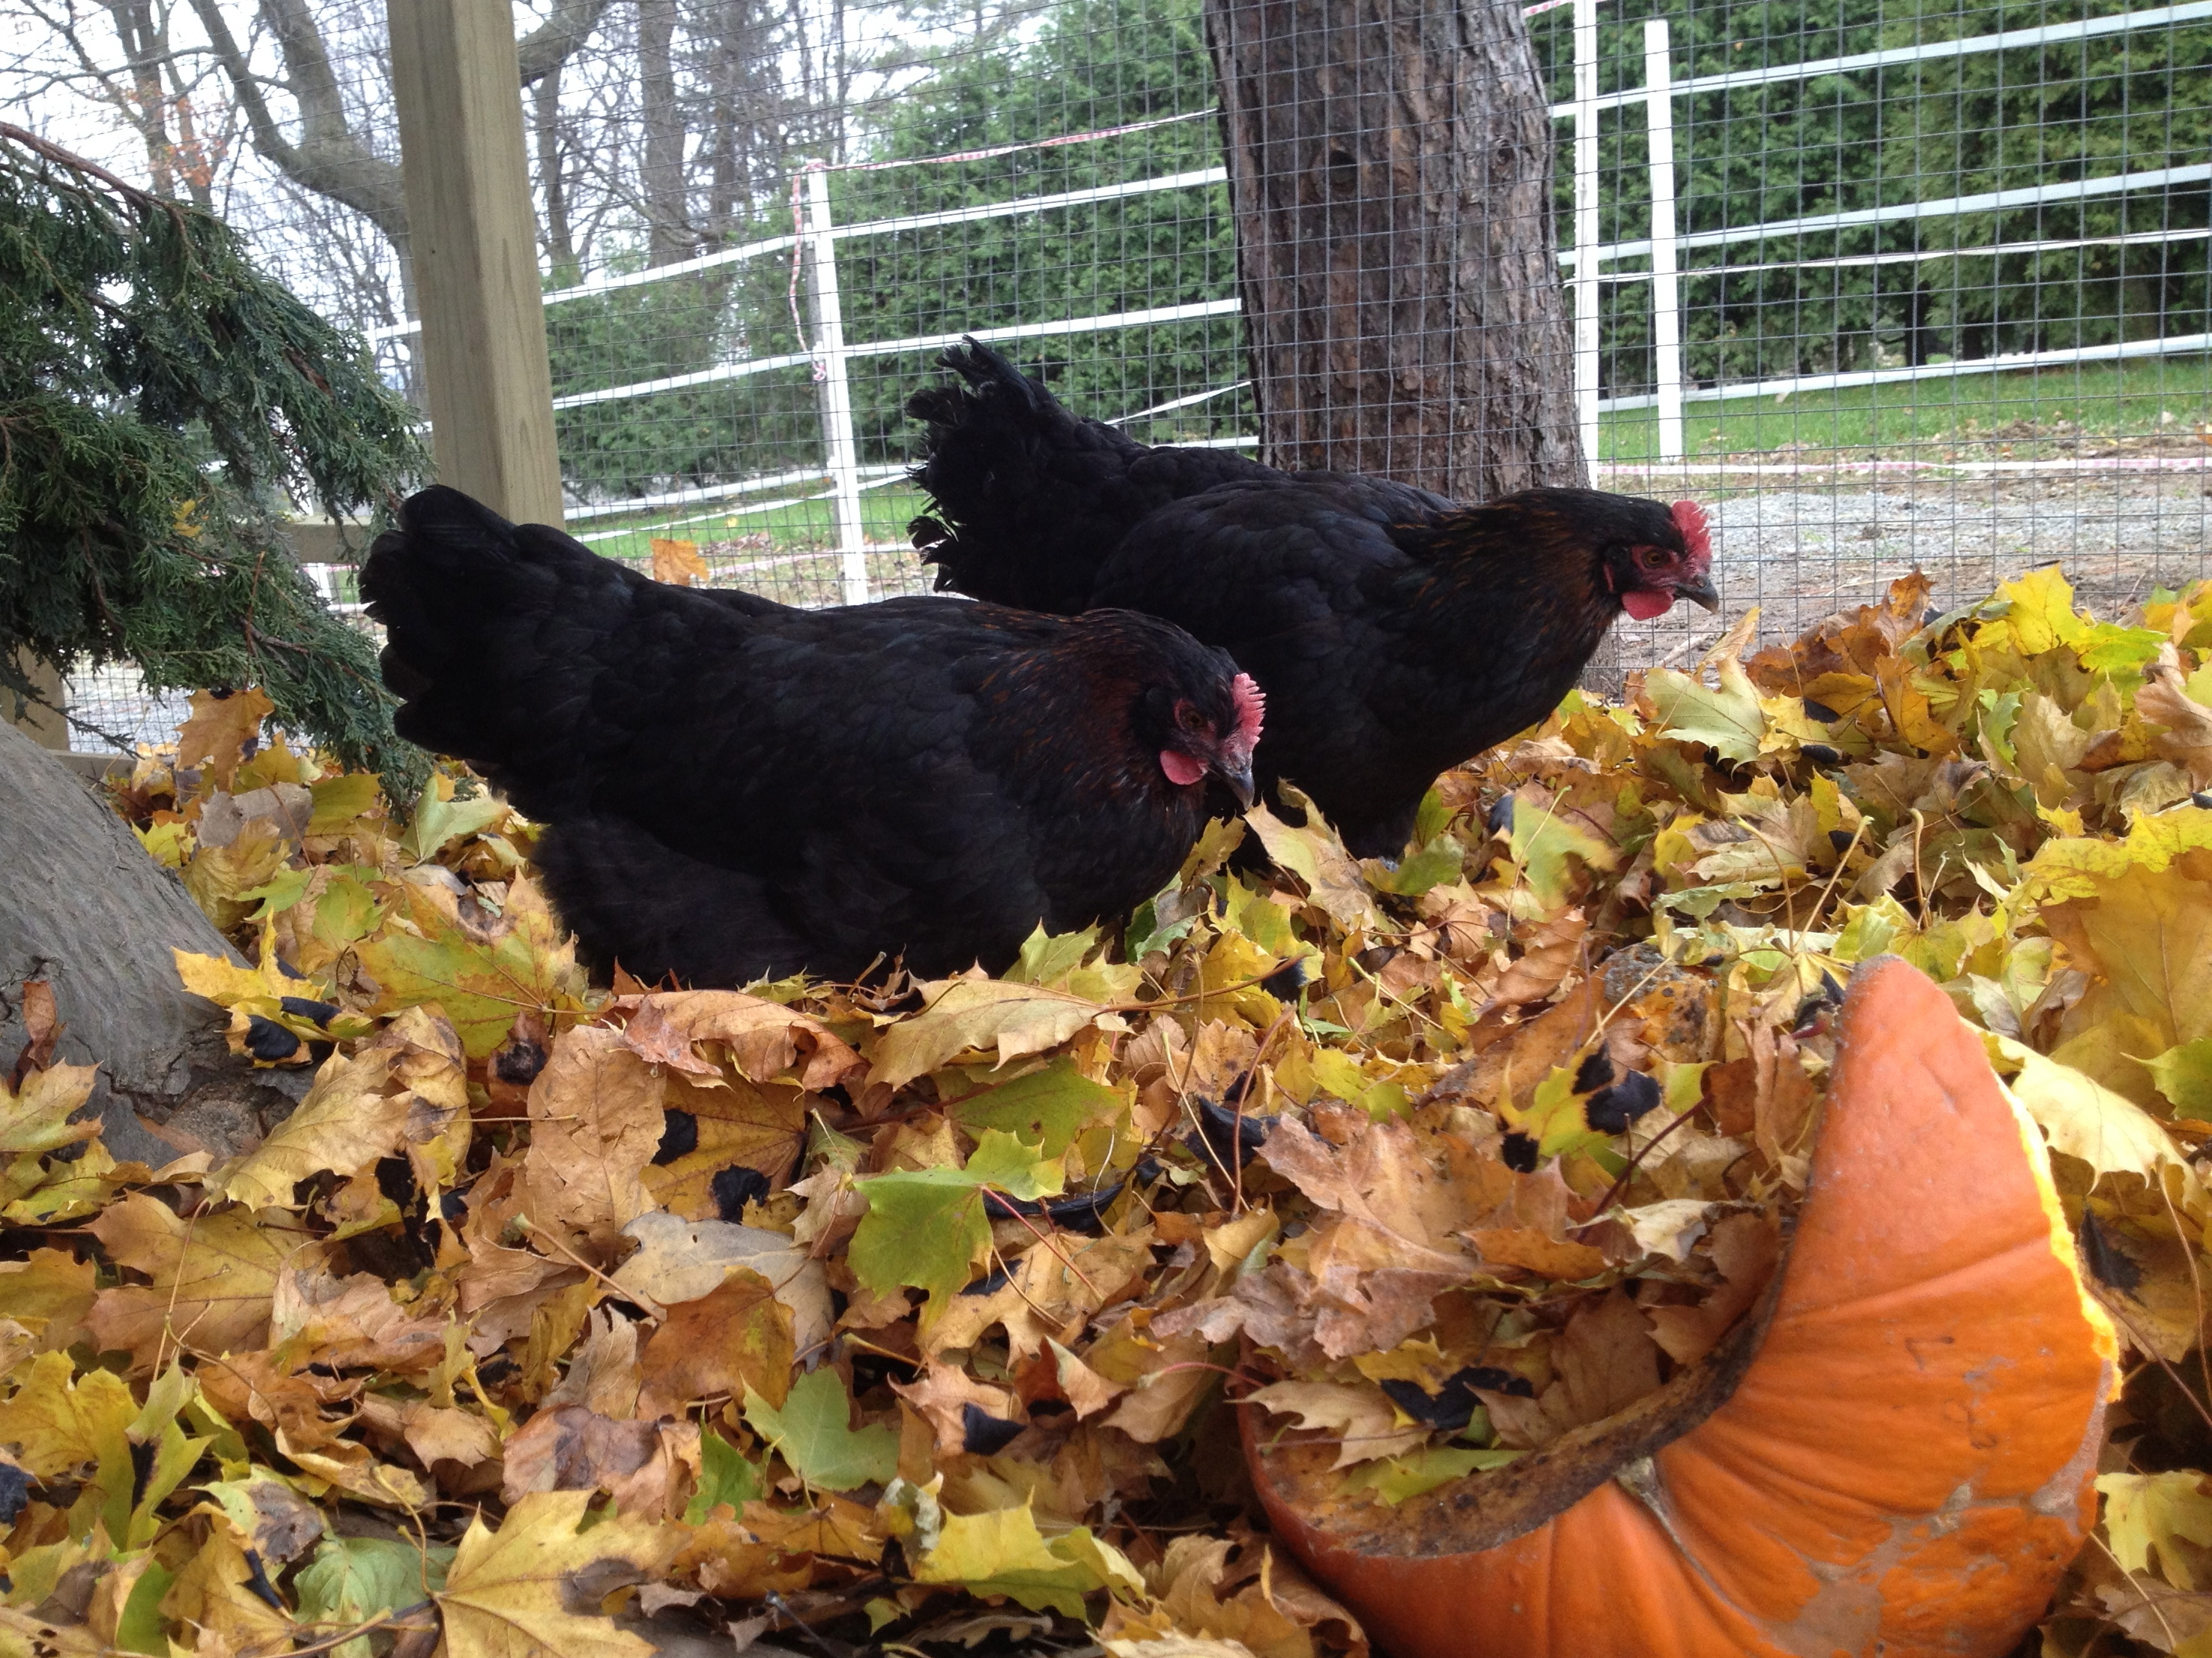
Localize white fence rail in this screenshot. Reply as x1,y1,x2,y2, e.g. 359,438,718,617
418,0,2208,538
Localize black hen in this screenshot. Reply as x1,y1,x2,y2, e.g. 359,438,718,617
360,485,1264,986
907,340,1718,857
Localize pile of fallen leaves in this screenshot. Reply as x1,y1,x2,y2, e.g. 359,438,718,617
10,565,2212,1658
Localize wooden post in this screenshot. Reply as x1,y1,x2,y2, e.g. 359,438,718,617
388,0,566,526
7,652,70,750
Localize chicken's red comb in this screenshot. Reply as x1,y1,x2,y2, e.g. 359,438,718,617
1670,499,1711,561
1230,672,1266,756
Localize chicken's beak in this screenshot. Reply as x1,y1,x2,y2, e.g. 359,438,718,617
1678,572,1721,612
1218,760,1257,812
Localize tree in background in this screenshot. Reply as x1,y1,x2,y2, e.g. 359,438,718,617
1529,0,2212,400
0,124,425,776
835,0,1244,465
1203,0,1583,497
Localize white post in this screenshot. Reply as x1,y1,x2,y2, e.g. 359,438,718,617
1572,0,1603,469
804,163,870,607
1643,18,1685,464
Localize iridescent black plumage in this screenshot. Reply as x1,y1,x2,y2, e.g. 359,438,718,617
909,340,1717,856
363,485,1254,985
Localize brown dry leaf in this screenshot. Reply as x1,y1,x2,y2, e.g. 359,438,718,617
1048,1339,1126,1418
160,1516,298,1657
738,1494,886,1564
1479,909,1588,1010
356,1392,503,1469
674,1516,814,1601
175,687,276,789
637,1072,807,1222
891,1360,1022,1454
637,1267,796,1418
199,1348,354,1451
1463,1227,1608,1281
1547,1288,1661,1433
500,1406,700,1519
542,1308,643,1417
1646,1211,1782,1364
2141,644,2212,786
437,1488,680,1658
611,1213,831,1355
650,537,708,586
86,1197,314,1369
268,1264,449,1373
610,990,864,1089
1102,1330,1216,1443
524,1025,665,1245
925,1230,1156,1358
1243,1381,1426,1470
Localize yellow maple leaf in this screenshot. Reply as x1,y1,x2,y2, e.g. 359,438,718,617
434,1490,679,1658
912,1500,1143,1618
86,1197,314,1369
870,980,1120,1092
2100,1471,2212,1589
0,1349,133,1478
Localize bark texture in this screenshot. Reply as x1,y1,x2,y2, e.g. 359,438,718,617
0,722,305,1164
1204,0,1582,498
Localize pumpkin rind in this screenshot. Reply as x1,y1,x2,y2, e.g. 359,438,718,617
1245,956,2116,1658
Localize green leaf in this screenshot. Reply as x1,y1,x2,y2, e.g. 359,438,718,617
683,1431,767,1522
963,1129,1065,1200
849,1132,1063,1324
742,1369,897,1493
911,1504,1143,1618
294,1535,449,1658
114,1562,174,1655
401,790,506,862
1644,663,1765,763
2146,1038,2212,1116
1005,925,1101,987
1413,787,1452,845
1342,1447,1523,1505
312,871,384,952
238,865,312,923
1507,799,1619,911
1365,835,1464,897
306,772,384,833
947,1060,1126,1159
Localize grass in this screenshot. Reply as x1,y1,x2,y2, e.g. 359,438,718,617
1599,354,2212,462
551,355,2212,598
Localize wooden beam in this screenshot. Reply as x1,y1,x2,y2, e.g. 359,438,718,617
6,651,70,751
388,0,565,526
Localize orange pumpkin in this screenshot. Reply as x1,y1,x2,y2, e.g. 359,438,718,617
1243,956,2116,1658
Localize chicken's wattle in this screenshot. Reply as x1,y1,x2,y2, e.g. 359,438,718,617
1160,750,1206,786
1621,589,1676,621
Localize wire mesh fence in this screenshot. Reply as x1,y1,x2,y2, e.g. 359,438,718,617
13,0,2210,748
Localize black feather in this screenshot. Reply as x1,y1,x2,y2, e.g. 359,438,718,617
362,485,1252,986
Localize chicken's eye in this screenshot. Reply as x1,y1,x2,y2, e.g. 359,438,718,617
1175,701,1208,734
1635,544,1679,568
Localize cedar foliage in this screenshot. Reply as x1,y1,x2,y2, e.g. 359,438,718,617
0,123,427,781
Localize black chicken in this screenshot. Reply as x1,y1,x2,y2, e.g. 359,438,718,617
360,486,1264,986
907,340,1719,857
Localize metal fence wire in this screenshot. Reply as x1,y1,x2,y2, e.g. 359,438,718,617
13,0,2211,747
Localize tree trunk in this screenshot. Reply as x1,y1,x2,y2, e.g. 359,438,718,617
0,721,306,1166
638,0,691,267
1203,0,1582,499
